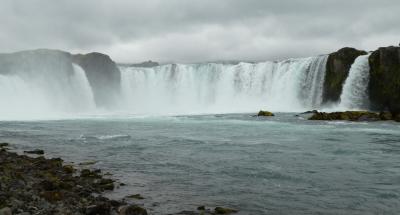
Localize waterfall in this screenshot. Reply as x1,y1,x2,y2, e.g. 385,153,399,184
70,64,96,111
299,55,328,108
339,54,370,110
0,60,95,119
120,55,328,114
0,51,330,118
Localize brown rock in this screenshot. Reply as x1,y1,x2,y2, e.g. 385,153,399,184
257,110,274,117
119,205,148,215
214,207,238,214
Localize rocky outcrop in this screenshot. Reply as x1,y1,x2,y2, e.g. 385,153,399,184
73,53,121,108
322,47,367,104
368,46,400,114
308,111,383,121
0,145,128,215
257,110,274,117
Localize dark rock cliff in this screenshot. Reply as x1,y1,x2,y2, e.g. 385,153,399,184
368,46,400,114
73,53,121,108
322,47,367,104
129,60,159,68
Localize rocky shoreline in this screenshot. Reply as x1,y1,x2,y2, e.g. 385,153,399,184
0,142,134,215
0,143,238,215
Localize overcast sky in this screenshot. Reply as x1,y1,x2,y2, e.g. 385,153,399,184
0,0,399,63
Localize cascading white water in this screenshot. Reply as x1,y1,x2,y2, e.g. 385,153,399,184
0,62,95,120
0,52,330,118
339,54,370,110
299,55,328,108
120,55,328,114
70,64,96,110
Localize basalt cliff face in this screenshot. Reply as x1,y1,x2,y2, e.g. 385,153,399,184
321,45,400,116
368,46,400,114
73,53,121,108
322,47,367,104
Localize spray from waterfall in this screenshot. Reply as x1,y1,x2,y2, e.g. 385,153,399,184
0,62,96,120
71,64,96,111
338,54,370,110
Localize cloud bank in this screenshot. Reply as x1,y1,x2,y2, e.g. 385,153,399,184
1,0,399,63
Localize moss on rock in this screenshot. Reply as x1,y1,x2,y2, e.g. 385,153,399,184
379,111,393,120
309,111,380,121
62,165,74,174
257,110,274,117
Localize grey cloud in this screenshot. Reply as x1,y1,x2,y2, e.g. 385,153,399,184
0,0,399,63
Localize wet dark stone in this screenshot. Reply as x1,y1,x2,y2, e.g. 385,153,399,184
0,143,9,148
23,149,44,155
369,46,400,114
214,207,238,214
0,148,126,214
126,194,144,200
85,202,111,215
120,205,148,215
